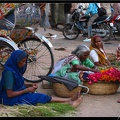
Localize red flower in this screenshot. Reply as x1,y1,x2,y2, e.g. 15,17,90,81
87,67,120,84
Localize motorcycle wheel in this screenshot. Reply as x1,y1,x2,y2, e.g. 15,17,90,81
96,23,110,38
63,24,79,40
18,38,54,83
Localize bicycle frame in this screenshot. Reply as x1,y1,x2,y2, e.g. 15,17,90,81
24,27,53,48
0,37,18,50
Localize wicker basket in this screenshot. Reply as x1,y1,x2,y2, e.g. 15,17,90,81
83,81,119,95
52,83,82,98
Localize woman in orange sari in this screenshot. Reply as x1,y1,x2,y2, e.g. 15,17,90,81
89,35,111,66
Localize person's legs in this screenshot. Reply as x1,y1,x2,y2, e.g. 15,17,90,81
70,96,83,108
83,14,98,42
51,90,81,102
40,11,45,27
87,14,98,38
50,3,59,28
88,26,92,38
76,21,83,30
44,13,51,28
50,90,83,108
83,19,92,42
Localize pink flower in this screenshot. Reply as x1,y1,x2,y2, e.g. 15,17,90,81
87,67,120,84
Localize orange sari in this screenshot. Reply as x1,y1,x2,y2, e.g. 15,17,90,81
90,35,109,66
90,46,109,66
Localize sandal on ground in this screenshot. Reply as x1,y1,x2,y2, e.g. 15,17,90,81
117,100,120,103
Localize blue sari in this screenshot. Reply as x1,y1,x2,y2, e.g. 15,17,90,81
0,50,51,106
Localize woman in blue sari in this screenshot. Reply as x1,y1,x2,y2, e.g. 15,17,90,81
0,50,83,108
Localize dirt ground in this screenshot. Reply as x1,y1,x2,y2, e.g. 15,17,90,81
36,27,120,117
0,26,120,117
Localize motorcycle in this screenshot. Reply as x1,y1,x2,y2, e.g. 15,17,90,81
63,5,111,40
112,16,120,33
103,5,120,41
102,15,120,41
110,3,120,34
0,3,54,82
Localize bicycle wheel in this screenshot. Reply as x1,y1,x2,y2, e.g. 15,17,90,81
0,39,18,79
19,38,54,82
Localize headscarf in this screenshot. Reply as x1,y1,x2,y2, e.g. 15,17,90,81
90,35,104,49
1,50,28,90
71,44,90,58
4,49,28,74
90,35,108,65
54,45,90,71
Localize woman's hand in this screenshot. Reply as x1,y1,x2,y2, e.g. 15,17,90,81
90,68,100,73
26,84,38,93
6,84,38,98
32,83,38,89
25,83,38,88
26,86,37,93
107,60,112,66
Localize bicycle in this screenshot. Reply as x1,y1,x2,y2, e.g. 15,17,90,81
0,3,54,83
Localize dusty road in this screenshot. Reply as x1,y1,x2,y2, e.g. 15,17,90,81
35,27,120,117
0,27,120,117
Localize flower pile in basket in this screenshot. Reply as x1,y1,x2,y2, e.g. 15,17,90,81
87,67,120,85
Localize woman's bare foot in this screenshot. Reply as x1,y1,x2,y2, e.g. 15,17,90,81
71,95,83,108
71,90,81,101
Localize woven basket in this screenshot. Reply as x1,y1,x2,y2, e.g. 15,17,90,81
83,81,119,95
52,83,82,98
